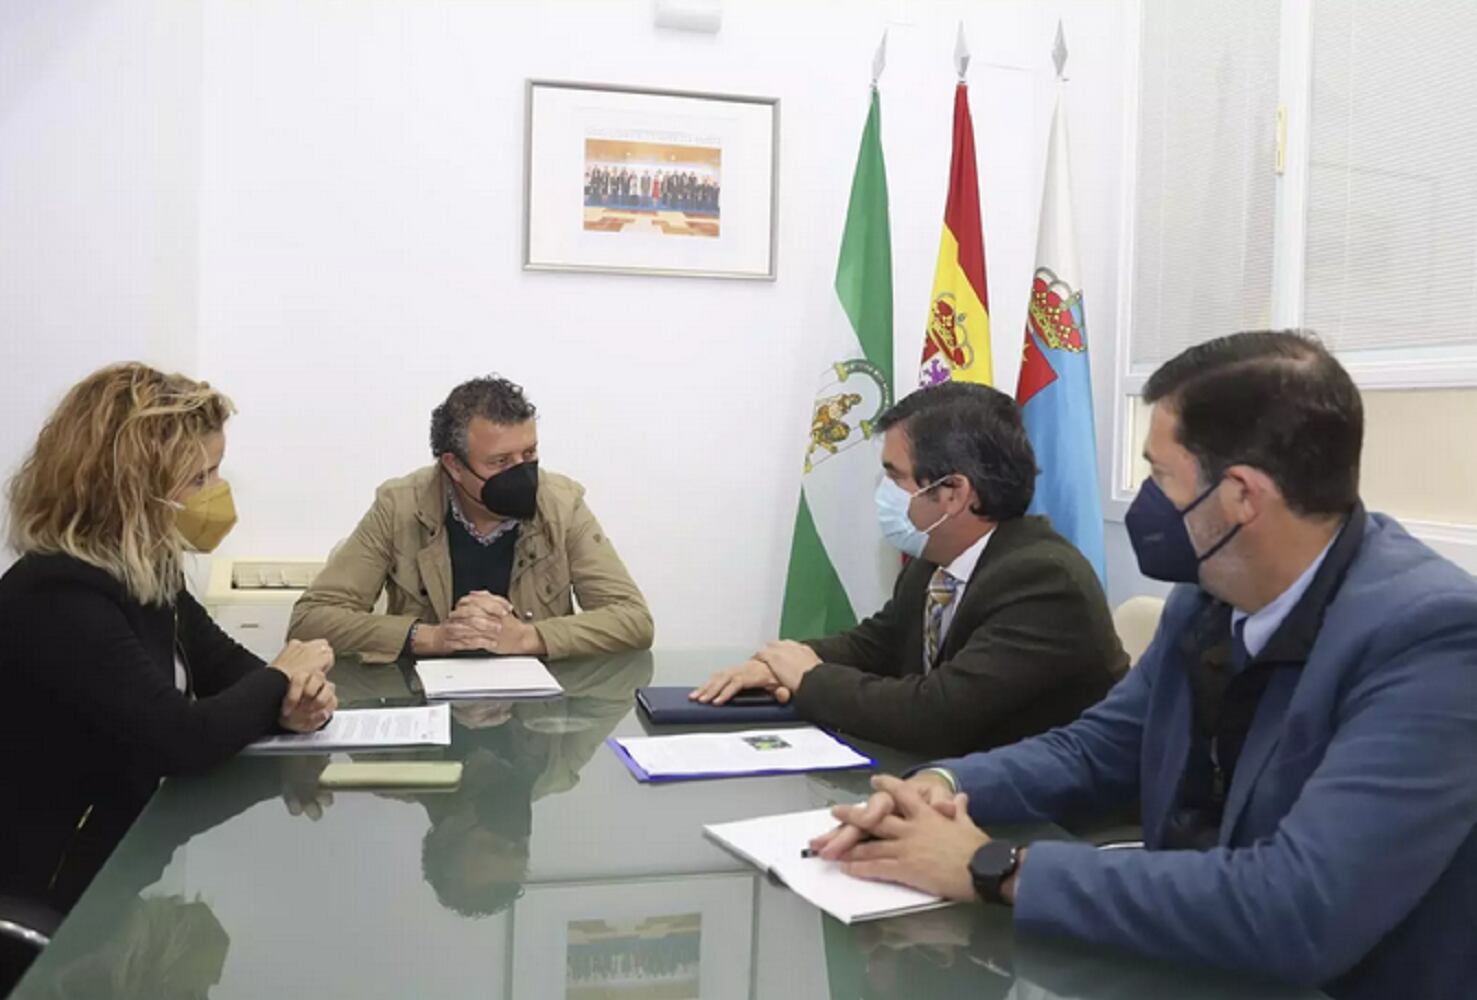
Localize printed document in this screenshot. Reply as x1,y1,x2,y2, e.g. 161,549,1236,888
244,704,451,754
613,727,869,779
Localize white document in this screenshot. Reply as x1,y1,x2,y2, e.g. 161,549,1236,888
414,657,563,700
706,807,952,924
614,726,869,779
243,704,451,755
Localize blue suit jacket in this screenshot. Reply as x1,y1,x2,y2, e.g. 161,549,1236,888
937,512,1477,999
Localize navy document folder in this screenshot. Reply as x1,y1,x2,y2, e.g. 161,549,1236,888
636,686,800,725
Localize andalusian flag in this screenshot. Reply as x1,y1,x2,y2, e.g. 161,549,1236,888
918,28,992,388
1016,27,1105,582
779,47,895,639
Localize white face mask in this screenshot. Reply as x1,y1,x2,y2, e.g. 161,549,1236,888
874,477,952,558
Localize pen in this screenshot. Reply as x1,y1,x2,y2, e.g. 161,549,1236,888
801,834,875,858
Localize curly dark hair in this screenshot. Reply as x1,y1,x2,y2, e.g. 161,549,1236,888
429,376,537,460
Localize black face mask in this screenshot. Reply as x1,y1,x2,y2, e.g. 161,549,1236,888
459,459,539,520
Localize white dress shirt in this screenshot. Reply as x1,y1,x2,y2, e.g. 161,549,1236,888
1231,532,1338,665
926,528,995,669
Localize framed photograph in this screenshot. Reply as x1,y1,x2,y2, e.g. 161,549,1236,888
510,873,756,999
524,80,779,280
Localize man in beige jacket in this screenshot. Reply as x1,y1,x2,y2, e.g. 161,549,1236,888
290,376,654,663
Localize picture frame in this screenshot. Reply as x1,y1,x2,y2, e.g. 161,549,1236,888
509,873,756,999
523,80,780,280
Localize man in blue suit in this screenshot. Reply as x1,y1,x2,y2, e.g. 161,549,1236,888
811,331,1477,1000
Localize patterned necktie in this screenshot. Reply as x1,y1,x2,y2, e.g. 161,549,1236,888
924,567,961,670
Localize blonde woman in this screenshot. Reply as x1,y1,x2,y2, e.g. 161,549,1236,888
0,363,336,914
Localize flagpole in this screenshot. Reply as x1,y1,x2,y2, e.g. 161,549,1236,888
872,29,887,90
954,22,970,81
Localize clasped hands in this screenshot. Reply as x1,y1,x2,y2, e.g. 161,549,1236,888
690,640,823,705
808,773,1001,904
268,638,337,733
415,590,545,657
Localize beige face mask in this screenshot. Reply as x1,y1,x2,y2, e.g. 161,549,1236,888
174,480,238,553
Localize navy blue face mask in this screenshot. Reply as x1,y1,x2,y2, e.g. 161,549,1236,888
1123,477,1241,583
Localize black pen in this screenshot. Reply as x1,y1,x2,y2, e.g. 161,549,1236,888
801,834,875,858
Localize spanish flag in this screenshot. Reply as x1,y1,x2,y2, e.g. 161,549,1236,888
918,79,991,387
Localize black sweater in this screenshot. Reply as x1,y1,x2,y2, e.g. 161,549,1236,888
0,553,288,911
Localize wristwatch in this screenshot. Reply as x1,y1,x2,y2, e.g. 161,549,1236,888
969,840,1020,905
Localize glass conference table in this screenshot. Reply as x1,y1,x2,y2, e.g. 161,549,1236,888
12,649,1326,1000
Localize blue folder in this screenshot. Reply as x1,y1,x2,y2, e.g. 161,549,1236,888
636,686,800,725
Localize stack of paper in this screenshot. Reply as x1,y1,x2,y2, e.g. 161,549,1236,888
244,704,451,755
414,656,563,700
608,726,872,782
706,807,952,924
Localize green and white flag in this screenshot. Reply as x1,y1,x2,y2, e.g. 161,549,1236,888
780,66,895,640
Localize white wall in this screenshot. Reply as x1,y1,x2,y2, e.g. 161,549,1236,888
1,0,1132,642
0,0,201,561
193,0,1129,646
